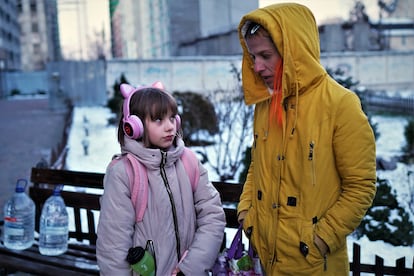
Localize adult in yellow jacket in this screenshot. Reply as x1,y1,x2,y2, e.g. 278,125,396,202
237,3,376,275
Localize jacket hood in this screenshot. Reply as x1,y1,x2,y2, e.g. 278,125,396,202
121,137,185,170
239,3,326,105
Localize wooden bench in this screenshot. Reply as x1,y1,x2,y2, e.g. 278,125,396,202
0,167,243,275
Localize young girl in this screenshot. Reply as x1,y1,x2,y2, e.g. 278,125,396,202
97,82,226,275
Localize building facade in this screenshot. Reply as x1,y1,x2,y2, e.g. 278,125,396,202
18,0,61,71
170,0,256,56
0,1,21,71
110,0,257,59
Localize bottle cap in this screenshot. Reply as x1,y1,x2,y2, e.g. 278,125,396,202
53,184,64,195
15,179,28,193
126,246,145,265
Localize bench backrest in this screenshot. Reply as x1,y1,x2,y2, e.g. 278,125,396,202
30,168,243,245
211,181,243,228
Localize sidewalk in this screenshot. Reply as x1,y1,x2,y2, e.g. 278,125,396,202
0,97,68,218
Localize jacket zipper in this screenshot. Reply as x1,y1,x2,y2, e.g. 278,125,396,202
308,141,316,185
160,151,182,261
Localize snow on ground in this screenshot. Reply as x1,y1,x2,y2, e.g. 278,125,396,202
66,107,414,268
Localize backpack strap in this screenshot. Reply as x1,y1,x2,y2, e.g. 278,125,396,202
181,147,200,192
123,153,148,222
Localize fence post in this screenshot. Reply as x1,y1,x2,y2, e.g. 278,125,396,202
374,255,384,276
395,257,406,275
351,243,361,276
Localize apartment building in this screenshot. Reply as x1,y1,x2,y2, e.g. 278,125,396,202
18,0,61,71
0,0,20,71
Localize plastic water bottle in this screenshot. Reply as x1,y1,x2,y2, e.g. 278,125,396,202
3,179,35,250
39,185,69,255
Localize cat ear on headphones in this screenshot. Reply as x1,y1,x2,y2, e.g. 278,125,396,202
151,81,165,90
120,83,136,99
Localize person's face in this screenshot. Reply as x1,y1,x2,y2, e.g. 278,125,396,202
246,35,281,88
145,112,177,150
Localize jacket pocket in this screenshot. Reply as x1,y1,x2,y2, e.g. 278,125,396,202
300,221,325,266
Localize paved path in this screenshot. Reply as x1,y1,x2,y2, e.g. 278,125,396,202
0,98,68,218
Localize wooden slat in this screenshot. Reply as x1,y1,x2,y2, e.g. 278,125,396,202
31,167,104,189
212,181,243,203
74,207,84,242
224,208,239,228
87,210,97,245
29,188,101,211
212,182,242,228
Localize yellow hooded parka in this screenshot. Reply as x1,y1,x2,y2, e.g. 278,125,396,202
237,3,376,275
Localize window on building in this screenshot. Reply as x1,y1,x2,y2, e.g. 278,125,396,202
33,43,41,54
32,22,38,33
17,1,23,13
30,0,37,13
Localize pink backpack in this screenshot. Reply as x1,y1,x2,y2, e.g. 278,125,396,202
110,148,200,222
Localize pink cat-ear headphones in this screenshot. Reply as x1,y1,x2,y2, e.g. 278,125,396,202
120,82,181,139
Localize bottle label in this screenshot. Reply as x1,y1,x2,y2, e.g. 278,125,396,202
43,226,67,235
4,223,25,236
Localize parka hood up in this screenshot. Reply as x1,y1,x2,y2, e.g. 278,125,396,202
236,3,376,274
239,3,326,106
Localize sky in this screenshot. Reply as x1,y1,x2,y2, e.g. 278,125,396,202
65,106,414,268
57,0,381,60
58,0,110,60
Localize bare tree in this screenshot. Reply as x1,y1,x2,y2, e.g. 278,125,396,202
197,64,253,181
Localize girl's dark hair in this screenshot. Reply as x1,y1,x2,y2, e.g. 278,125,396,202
117,87,180,147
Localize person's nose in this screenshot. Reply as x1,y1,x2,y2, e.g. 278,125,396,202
165,118,175,131
253,60,265,73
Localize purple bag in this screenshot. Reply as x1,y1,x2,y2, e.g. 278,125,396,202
227,225,246,260
212,225,263,276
